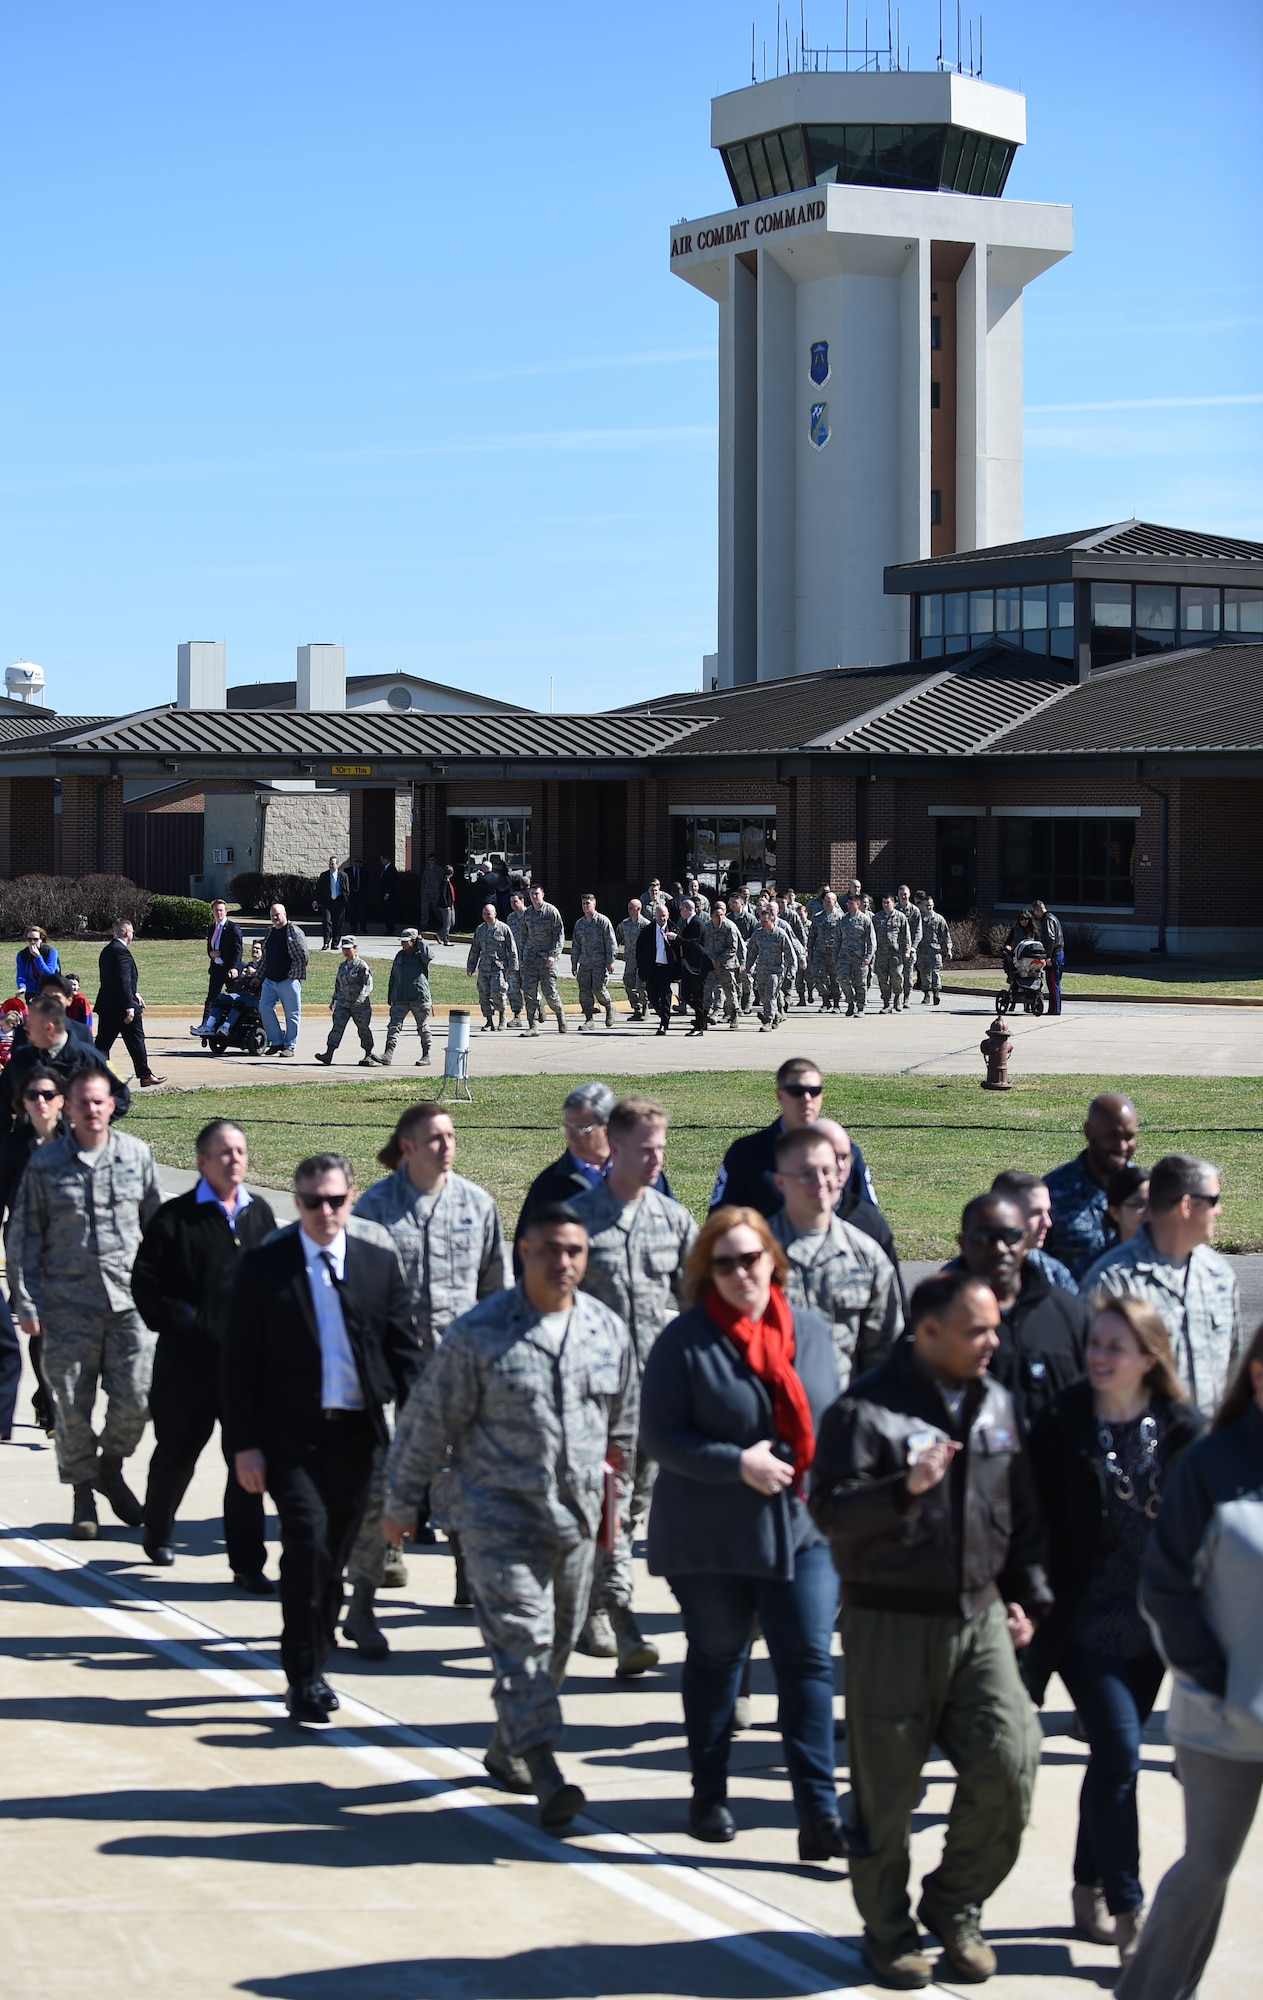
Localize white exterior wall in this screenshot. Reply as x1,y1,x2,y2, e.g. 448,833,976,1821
176,641,226,711
296,644,347,711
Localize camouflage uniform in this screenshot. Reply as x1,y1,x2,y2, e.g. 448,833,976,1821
618,913,649,1020
768,1209,902,1392
1086,1227,1241,1412
809,908,847,1011
781,900,811,1004
570,1180,697,1611
505,907,527,1022
384,940,433,1063
699,913,743,1025
570,911,618,1027
727,903,757,1011
521,900,566,1031
746,924,797,1027
383,1285,637,1755
347,1167,510,1588
466,919,518,1027
873,908,912,1011
9,1129,162,1485
897,898,923,1003
324,954,375,1058
839,909,878,1014
916,910,952,1001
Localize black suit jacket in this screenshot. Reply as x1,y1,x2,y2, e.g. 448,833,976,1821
635,922,680,981
132,1186,277,1342
0,1021,131,1137
96,936,139,1015
206,919,244,974
315,869,350,911
222,1227,421,1456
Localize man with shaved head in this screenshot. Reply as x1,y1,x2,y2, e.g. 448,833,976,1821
1042,1092,1140,1280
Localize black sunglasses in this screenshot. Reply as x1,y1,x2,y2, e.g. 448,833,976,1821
24,1088,61,1103
966,1225,1025,1247
780,1082,823,1099
711,1249,767,1276
297,1191,350,1212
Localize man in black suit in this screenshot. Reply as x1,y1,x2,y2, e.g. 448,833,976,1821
203,898,244,1009
313,856,350,950
223,1151,419,1725
0,991,130,1135
133,1119,277,1582
634,901,680,1037
377,852,399,932
676,895,709,1037
95,919,163,1087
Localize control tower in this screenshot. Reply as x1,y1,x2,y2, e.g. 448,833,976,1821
670,69,1073,685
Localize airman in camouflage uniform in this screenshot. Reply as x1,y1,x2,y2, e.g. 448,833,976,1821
916,897,953,1005
505,893,528,1026
839,896,878,1016
383,1206,636,1826
809,892,847,1012
780,894,812,1006
571,1097,697,1673
699,900,743,1028
618,900,650,1021
746,910,798,1029
769,1209,900,1390
10,1074,162,1536
896,886,923,1005
382,929,433,1066
874,896,913,1013
316,937,378,1065
520,885,567,1037
466,902,519,1031
570,895,618,1031
726,890,757,1011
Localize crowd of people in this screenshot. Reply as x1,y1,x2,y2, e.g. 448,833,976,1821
0,1030,1256,1995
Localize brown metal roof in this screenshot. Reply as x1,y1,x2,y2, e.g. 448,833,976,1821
985,645,1263,754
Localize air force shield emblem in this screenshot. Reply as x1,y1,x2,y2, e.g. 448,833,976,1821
809,401,831,451
809,339,830,386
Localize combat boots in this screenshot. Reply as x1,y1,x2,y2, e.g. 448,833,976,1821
95,1455,144,1526
610,1605,659,1678
575,1608,617,1657
483,1728,533,1794
343,1583,389,1660
525,1746,586,1829
71,1483,98,1540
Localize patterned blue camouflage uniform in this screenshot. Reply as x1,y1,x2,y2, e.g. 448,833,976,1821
746,923,798,1026
324,952,375,1059
618,913,649,1020
1086,1227,1241,1412
570,910,618,1027
809,908,846,1010
1041,1153,1115,1280
383,1285,637,1756
873,907,912,1011
466,918,518,1027
521,900,566,1033
838,909,877,1014
505,906,527,1022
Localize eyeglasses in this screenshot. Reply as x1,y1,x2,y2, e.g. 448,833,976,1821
1189,1192,1222,1208
965,1226,1025,1247
565,1122,604,1138
780,1082,823,1099
297,1191,350,1211
24,1089,61,1104
710,1249,767,1277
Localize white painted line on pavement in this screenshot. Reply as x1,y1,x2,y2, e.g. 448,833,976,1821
1,1523,957,1998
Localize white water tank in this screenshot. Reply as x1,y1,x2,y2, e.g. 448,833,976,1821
5,660,45,705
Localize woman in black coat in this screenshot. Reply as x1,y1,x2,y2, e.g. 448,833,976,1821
1028,1295,1204,1967
640,1202,851,1857
0,1063,66,1436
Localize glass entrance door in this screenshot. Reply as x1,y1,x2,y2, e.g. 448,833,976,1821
935,817,977,917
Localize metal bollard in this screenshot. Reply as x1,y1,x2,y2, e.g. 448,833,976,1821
980,1014,1012,1091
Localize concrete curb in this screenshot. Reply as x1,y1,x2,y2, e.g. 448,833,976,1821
944,985,1263,1008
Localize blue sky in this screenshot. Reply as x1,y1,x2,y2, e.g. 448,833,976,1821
2,0,1259,716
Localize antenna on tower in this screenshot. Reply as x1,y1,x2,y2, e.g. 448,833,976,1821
937,0,944,68
979,12,984,74
969,17,974,72
751,20,756,83
776,3,781,75
956,0,962,72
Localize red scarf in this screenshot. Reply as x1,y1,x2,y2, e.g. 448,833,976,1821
703,1281,815,1488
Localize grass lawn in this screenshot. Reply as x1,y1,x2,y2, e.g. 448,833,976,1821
949,967,1263,999
124,1072,1263,1257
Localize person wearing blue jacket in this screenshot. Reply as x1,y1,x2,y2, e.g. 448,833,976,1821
15,925,59,999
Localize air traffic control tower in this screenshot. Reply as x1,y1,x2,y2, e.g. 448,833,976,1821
670,70,1073,685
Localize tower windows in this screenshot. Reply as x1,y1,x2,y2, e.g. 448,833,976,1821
931,380,941,409
930,490,942,527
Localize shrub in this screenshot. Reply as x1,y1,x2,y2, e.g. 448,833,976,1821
228,870,318,916
948,915,980,960
0,871,150,937
1063,920,1103,959
75,874,152,932
982,921,1011,957
144,895,214,939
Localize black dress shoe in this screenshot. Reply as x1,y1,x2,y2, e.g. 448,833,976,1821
312,1677,340,1712
798,1813,871,1862
143,1540,175,1567
688,1797,736,1843
233,1570,276,1596
286,1682,331,1726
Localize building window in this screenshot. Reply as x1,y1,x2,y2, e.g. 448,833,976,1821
1090,582,1134,670
930,489,942,526
679,815,776,897
1134,584,1177,654
943,590,969,653
1224,587,1263,635
1180,586,1220,642
930,379,941,409
452,812,531,885
999,816,1136,910
930,316,942,350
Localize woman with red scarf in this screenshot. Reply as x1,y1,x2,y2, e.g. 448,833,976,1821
640,1203,852,1855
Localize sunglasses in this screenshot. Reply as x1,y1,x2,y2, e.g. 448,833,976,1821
1189,1192,1222,1208
297,1191,350,1212
24,1088,61,1104
966,1226,1025,1247
710,1249,767,1277
780,1082,823,1099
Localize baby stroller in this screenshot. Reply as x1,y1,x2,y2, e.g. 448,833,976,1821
996,936,1048,1016
194,985,270,1057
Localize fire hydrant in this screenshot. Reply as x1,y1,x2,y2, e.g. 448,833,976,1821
980,1014,1013,1091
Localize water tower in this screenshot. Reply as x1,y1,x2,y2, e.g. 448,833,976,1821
671,57,1073,684
5,661,46,705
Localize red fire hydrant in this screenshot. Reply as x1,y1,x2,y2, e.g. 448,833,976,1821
980,1014,1013,1091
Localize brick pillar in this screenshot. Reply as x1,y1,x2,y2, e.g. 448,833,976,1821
59,776,123,878
0,776,57,876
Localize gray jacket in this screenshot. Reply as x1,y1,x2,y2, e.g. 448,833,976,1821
874,908,912,959
570,911,617,972
619,913,649,962
332,956,373,1006
839,910,877,963
383,1284,638,1546
1088,1225,1241,1413
700,916,743,968
918,911,952,958
570,1179,698,1367
746,925,798,980
10,1128,162,1318
809,909,846,961
768,1209,902,1390
466,919,519,976
352,1166,510,1356
897,899,923,950
522,900,564,961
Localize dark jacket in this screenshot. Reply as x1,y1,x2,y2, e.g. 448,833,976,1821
677,915,708,981
0,1122,44,1228
1025,1378,1204,1700
206,918,244,974
837,1178,907,1317
640,1296,840,1581
708,1117,876,1218
635,922,680,982
132,1185,279,1345
222,1226,420,1455
985,1257,1090,1431
0,1023,131,1138
96,936,140,1016
314,868,350,911
809,1337,1051,1621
